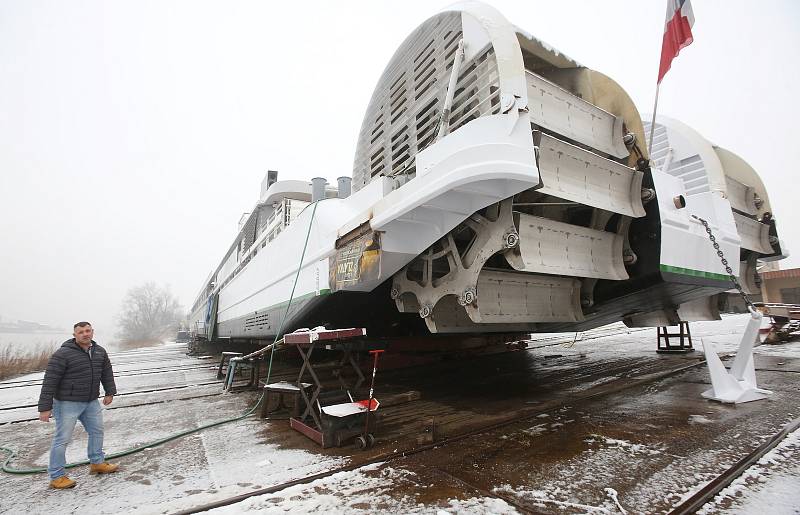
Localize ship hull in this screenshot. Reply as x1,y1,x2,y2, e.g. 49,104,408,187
188,3,784,346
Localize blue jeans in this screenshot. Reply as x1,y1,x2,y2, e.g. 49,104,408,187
48,399,105,480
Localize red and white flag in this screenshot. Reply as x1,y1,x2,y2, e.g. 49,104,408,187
657,0,695,83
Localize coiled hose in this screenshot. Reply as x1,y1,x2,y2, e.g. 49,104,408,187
1,201,319,474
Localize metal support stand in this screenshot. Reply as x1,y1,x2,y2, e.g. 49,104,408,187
656,322,694,353
217,352,243,379
294,340,326,431
259,381,312,418
281,328,384,448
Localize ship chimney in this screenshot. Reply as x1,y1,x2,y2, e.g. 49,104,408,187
311,177,327,203
337,177,352,199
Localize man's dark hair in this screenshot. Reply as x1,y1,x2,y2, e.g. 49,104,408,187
73,321,92,329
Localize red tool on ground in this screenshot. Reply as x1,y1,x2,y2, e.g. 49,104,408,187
355,349,384,449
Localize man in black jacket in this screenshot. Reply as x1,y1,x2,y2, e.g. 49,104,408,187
38,321,119,489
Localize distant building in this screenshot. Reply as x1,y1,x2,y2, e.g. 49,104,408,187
760,268,800,304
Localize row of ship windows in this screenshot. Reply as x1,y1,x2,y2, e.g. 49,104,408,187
191,202,295,314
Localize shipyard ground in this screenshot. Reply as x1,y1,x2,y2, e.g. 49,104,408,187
0,315,798,514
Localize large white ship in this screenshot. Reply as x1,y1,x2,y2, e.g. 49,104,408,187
188,2,785,345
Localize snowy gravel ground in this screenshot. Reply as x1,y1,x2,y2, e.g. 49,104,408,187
0,317,798,514
0,392,348,514
209,462,521,514
698,427,800,515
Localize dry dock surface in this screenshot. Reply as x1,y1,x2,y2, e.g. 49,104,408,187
0,315,798,514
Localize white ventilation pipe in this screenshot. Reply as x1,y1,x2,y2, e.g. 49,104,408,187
311,177,327,203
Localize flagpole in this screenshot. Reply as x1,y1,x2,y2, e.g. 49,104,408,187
647,82,660,156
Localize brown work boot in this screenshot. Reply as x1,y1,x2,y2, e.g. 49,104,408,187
49,476,77,489
89,462,119,474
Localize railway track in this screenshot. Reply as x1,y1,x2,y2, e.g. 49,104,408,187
668,416,800,515
0,349,199,386
0,381,223,412
0,369,302,423
0,324,653,393
1,391,226,425
4,321,792,512
0,364,218,391
173,346,795,514
0,325,663,427
0,323,652,398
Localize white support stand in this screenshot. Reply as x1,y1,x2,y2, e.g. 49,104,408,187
701,308,772,403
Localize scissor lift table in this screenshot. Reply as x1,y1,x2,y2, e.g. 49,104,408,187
280,328,383,448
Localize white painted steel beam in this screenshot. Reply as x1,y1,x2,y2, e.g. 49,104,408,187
466,269,583,324
725,176,758,216
732,212,773,254
526,72,628,159
392,198,517,317
505,213,628,280
739,258,759,295
677,295,721,322
535,133,645,218
424,295,539,333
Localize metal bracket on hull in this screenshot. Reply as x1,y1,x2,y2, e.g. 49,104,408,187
624,295,721,328
392,197,586,333
466,269,584,325
534,132,645,218
526,72,628,159
732,212,773,255
739,255,760,295
725,175,759,216
424,294,538,334
505,212,628,280
392,198,518,319
392,188,629,333
701,308,772,404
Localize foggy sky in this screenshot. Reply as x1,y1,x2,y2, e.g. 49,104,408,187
1,0,798,340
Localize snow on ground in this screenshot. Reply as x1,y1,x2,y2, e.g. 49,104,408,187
583,435,665,457
0,391,347,514
0,343,348,515
532,315,800,369
210,462,519,515
533,314,789,356
493,483,612,514
0,345,219,423
0,320,798,513
698,427,800,515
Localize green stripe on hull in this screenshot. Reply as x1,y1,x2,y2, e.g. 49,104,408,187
659,264,730,283
265,288,333,313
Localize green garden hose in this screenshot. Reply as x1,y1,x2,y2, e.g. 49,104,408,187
1,201,320,474
1,400,262,474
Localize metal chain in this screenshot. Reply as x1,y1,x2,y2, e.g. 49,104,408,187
691,215,756,311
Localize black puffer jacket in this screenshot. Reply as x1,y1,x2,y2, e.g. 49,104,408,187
37,339,117,412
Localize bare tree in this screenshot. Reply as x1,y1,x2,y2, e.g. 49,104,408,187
117,282,183,343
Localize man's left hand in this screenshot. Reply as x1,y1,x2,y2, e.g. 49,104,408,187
102,395,113,406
